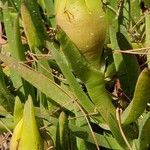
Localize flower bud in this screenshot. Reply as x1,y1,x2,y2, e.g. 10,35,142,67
55,0,107,68
10,96,43,150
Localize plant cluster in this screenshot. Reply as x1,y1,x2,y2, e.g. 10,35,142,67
0,0,150,150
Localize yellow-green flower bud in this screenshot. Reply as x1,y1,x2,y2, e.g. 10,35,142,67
55,0,107,68
10,119,23,150
10,96,43,150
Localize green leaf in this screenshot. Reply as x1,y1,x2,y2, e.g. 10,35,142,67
0,64,14,112
34,48,54,107
56,112,69,150
0,106,10,117
121,68,150,125
138,112,150,150
144,0,150,8
37,0,54,17
37,0,55,26
108,0,140,97
117,30,140,97
54,30,126,148
0,53,74,111
3,6,36,101
38,111,124,150
3,4,26,95
3,3,15,51
0,117,14,133
74,105,88,150
13,96,24,124
130,0,141,25
70,125,124,150
21,0,47,50
46,41,96,117
13,0,22,10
